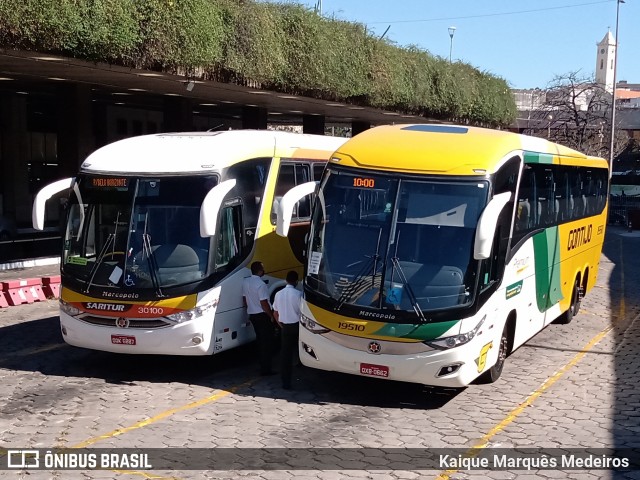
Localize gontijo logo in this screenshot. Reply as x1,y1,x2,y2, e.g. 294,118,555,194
567,225,592,250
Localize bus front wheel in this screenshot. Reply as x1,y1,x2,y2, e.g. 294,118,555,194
477,324,509,384
557,277,581,325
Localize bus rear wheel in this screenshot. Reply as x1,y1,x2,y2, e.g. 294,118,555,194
557,277,581,325
477,324,508,384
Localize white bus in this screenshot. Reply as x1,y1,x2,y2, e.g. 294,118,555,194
33,130,346,355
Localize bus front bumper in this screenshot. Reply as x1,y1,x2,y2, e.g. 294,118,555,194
59,312,214,355
299,329,487,388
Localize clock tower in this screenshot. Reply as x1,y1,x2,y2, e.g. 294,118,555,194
596,30,616,93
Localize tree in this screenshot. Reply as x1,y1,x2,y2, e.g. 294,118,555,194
523,71,628,160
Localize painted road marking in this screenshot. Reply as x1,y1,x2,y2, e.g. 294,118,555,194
73,379,255,448
70,379,256,479
435,237,627,479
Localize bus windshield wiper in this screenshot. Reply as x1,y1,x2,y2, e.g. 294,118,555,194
84,233,114,293
335,228,383,311
141,213,164,297
85,210,126,292
389,231,428,323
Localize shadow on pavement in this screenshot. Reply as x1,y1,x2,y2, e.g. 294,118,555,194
603,228,640,475
0,315,461,410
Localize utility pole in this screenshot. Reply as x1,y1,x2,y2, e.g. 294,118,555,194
609,0,624,171
448,26,456,63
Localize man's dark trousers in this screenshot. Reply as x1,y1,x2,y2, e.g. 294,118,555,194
249,312,274,374
280,322,299,388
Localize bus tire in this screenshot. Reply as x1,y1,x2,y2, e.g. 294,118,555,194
477,323,509,384
557,277,581,325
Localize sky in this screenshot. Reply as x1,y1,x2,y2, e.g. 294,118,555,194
267,0,638,90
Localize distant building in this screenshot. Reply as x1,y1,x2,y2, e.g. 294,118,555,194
616,81,640,109
512,89,546,111
595,31,616,93
512,30,638,139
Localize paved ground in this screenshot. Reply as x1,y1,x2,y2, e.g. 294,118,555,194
1,227,639,479
0,262,60,283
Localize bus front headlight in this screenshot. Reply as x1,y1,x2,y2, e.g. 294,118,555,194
166,300,217,324
425,315,486,350
59,299,81,317
300,313,330,334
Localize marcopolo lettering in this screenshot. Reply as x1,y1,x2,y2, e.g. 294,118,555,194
101,291,140,299
84,302,130,312
567,225,592,251
359,311,396,320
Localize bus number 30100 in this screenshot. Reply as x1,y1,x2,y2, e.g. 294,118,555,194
137,306,165,315
338,322,365,332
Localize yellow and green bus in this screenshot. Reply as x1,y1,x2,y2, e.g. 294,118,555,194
277,124,609,387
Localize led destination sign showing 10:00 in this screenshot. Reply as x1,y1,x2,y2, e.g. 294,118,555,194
353,177,375,188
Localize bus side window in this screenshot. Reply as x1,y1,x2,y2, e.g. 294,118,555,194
595,170,607,212
270,161,313,224
584,170,597,215
313,163,325,182
559,171,571,222
571,171,585,218
295,164,312,218
513,165,536,244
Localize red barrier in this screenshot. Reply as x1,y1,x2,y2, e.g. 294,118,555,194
0,284,8,308
2,278,47,306
42,275,61,299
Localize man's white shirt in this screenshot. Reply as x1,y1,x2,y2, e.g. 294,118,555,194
273,284,303,324
242,275,269,315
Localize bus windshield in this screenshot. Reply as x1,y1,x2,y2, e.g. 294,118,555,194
63,175,217,292
307,169,489,316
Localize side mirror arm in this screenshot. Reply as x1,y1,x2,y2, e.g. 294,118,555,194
276,181,317,236
200,179,237,237
32,177,75,230
474,192,512,260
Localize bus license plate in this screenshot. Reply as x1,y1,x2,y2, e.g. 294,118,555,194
111,334,136,346
360,363,389,378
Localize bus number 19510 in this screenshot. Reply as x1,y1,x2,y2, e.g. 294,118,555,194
338,322,365,332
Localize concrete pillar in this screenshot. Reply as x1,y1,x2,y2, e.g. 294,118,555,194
303,114,325,135
57,84,95,176
163,97,193,132
242,106,267,130
351,121,371,136
93,101,109,150
0,93,30,225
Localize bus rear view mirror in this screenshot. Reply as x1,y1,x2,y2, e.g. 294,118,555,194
200,179,236,237
474,192,511,260
276,181,317,236
32,177,75,230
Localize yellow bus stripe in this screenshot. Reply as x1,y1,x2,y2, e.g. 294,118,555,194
436,243,625,480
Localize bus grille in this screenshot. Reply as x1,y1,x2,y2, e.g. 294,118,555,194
79,315,171,329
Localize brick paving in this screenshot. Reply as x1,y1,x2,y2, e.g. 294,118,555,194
1,228,639,479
